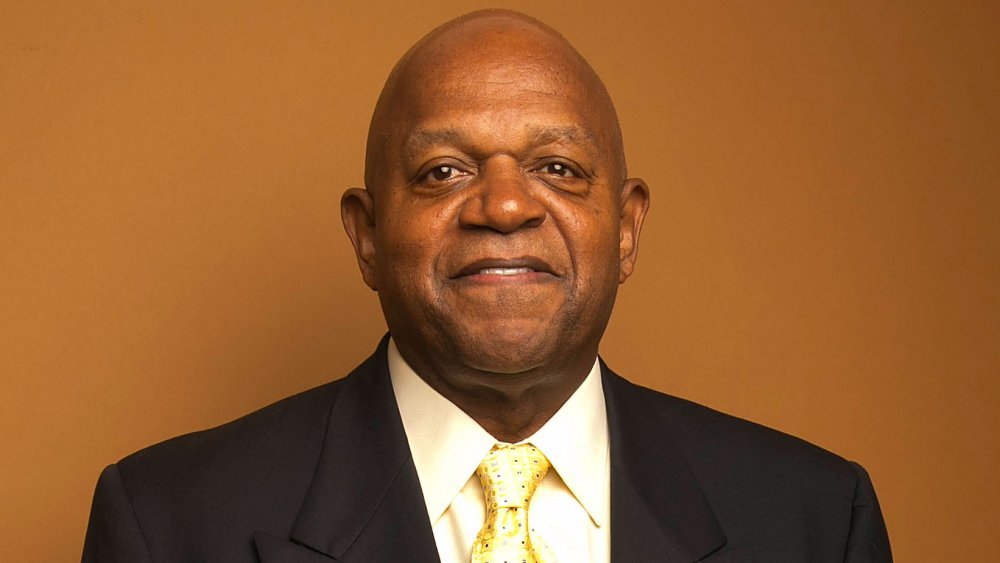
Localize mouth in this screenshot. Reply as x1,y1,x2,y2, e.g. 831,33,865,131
476,267,536,276
451,256,558,280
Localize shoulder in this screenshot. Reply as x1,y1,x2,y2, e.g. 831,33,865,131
604,368,892,560
85,380,349,562
116,338,391,486
604,366,864,509
109,375,351,550
117,376,344,490
85,343,392,560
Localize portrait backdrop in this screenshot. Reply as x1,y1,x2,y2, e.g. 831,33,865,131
1,1,996,561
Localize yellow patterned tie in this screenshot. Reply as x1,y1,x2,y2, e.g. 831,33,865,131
471,443,553,563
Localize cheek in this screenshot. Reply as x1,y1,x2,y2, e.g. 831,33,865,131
377,193,464,251
374,207,450,293
557,203,621,267
577,232,622,281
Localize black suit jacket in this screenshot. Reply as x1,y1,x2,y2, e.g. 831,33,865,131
83,338,891,562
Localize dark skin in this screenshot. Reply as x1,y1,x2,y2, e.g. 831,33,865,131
342,11,649,442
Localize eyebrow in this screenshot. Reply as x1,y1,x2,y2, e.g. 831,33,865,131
403,128,465,161
528,125,599,152
401,125,601,161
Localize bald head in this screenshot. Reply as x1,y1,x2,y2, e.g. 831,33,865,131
364,10,626,192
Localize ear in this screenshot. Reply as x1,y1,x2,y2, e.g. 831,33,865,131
341,187,379,291
618,177,650,283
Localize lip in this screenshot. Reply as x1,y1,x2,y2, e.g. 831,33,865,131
450,256,558,280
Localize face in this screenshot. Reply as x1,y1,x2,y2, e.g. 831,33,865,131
343,25,648,389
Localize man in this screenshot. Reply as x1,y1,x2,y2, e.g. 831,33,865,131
83,10,891,563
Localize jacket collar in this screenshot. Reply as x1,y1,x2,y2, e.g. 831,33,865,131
257,336,440,562
602,360,728,562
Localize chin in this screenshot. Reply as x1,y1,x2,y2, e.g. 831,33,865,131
454,330,560,375
465,355,543,375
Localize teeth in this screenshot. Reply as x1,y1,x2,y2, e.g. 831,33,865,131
479,267,533,276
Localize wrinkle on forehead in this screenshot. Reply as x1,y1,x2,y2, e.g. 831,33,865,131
365,10,626,192
403,125,600,163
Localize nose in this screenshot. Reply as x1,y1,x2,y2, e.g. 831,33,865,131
458,158,546,233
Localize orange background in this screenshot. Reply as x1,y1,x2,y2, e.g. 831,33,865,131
1,1,997,561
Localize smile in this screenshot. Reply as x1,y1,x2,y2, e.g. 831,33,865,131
478,267,535,276
452,256,559,279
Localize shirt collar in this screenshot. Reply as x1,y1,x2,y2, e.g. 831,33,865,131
527,357,609,527
388,340,496,525
388,338,609,527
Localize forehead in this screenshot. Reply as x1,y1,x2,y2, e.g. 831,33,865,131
403,124,599,154
390,40,608,151
406,55,589,113
364,15,625,187
406,16,587,83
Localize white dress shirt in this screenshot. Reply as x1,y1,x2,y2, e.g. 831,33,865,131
388,339,611,562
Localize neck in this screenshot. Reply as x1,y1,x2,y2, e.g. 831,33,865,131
397,345,595,443
450,375,586,443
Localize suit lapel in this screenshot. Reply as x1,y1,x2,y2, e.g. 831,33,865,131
603,361,728,562
254,531,338,562
255,337,439,562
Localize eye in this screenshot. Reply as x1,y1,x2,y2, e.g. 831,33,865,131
413,160,473,190
427,165,460,182
542,162,575,178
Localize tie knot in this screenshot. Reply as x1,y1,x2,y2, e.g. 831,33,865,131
477,443,550,509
